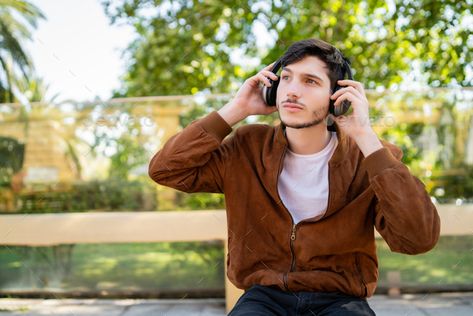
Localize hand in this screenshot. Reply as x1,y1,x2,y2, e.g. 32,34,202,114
328,79,383,157
329,79,373,139
229,62,280,117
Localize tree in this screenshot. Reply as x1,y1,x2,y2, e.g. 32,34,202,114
0,0,45,103
102,0,472,99
101,0,473,206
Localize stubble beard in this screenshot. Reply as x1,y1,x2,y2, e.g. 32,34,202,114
278,107,328,129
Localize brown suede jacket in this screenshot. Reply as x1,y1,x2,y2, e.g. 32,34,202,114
148,111,441,298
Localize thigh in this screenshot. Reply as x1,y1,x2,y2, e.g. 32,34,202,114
228,285,293,316
316,294,376,316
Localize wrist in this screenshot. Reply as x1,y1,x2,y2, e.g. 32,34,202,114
217,101,248,127
355,129,383,157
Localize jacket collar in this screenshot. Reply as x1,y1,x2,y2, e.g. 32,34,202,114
274,120,351,166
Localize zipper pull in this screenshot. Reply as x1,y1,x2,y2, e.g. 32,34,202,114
291,224,296,241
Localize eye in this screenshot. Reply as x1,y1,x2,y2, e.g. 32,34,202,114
307,79,318,85
282,75,289,80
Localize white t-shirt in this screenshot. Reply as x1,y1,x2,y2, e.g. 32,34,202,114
277,132,338,224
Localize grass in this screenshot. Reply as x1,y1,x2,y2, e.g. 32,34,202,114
0,236,472,292
0,242,224,292
0,307,29,312
376,235,473,286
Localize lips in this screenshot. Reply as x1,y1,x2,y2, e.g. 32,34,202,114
282,102,304,110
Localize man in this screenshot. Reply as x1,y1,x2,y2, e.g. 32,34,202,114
148,38,441,315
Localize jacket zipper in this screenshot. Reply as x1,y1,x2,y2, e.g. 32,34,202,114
275,146,293,291
289,223,297,271
277,132,338,291
276,145,334,291
285,221,297,290
276,145,305,290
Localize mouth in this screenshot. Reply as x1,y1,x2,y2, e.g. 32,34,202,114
282,102,304,111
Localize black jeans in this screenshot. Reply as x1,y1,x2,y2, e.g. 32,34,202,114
228,284,376,316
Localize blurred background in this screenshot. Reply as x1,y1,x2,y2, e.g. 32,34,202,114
0,0,472,300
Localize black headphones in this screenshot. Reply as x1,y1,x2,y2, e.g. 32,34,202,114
261,55,353,131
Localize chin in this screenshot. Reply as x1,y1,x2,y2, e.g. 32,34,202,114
280,112,305,122
281,114,327,129
280,117,304,127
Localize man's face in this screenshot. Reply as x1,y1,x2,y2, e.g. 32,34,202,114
276,56,332,129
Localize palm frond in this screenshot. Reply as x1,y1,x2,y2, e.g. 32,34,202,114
0,0,45,103
0,55,14,102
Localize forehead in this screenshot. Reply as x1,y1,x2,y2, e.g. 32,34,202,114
282,56,330,82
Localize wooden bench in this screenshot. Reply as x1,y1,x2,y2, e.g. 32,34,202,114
1,205,472,313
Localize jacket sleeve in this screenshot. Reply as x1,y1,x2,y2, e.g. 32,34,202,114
148,111,234,193
363,142,441,255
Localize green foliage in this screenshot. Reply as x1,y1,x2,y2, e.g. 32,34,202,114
14,179,156,213
380,122,425,168
0,136,25,187
376,90,473,202
1,236,472,293
181,192,225,210
77,102,151,181
99,0,473,206
376,235,473,286
108,135,148,180
0,245,75,289
0,0,45,103
102,0,472,100
0,242,224,292
178,102,221,128
430,164,473,203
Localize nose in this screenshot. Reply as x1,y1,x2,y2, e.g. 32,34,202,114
286,82,301,99
287,91,300,99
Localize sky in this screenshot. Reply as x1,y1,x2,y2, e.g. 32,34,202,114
23,1,279,104
25,0,136,103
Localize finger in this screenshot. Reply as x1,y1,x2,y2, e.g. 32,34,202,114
331,86,362,101
334,114,348,121
263,62,276,70
257,73,272,87
337,80,365,96
330,86,360,100
265,105,279,114
249,73,270,87
333,91,358,107
260,70,278,81
333,114,350,127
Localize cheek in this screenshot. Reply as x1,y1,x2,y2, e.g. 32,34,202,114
277,82,286,94
276,84,285,105
316,89,331,101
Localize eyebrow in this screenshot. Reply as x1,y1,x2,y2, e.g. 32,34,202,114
281,67,325,83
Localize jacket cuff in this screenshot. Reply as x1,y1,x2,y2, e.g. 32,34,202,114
363,147,401,178
198,111,233,142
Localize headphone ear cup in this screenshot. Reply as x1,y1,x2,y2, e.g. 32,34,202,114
264,76,280,106
262,58,282,107
327,56,353,131
329,85,351,116
262,85,269,104
337,99,351,116
329,85,340,115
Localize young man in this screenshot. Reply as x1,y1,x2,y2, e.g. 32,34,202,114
148,39,440,315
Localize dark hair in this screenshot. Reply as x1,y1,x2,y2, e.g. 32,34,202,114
279,38,350,92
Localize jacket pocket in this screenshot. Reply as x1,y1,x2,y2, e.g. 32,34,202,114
354,253,368,297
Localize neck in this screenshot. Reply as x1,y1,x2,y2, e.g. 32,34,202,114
285,123,332,155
